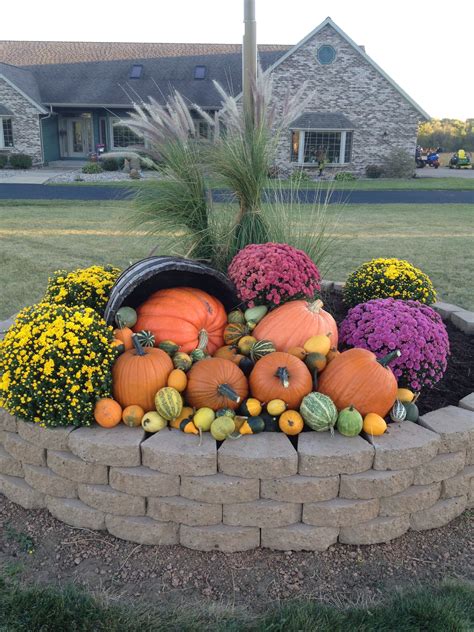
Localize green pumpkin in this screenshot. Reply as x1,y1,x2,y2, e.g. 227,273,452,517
244,305,268,324
155,387,183,421
336,405,363,437
158,340,180,356
190,348,206,363
403,401,419,422
240,416,265,435
115,306,137,328
390,399,407,422
261,412,280,432
237,356,254,376
136,330,155,347
300,392,337,432
250,339,276,362
173,352,193,372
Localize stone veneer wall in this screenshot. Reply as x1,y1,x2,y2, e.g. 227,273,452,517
1,403,473,552
0,77,43,165
269,23,422,177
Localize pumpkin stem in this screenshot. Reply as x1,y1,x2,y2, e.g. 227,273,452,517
131,334,146,356
378,349,401,367
308,299,324,313
197,329,209,351
115,313,125,329
217,383,241,403
275,367,290,388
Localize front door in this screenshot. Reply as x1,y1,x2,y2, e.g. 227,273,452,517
59,115,93,158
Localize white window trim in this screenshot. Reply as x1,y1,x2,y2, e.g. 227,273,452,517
291,129,353,166
0,116,14,149
109,117,145,150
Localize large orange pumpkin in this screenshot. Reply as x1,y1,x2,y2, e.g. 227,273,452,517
185,357,248,411
253,299,338,352
317,348,400,417
134,287,227,354
113,334,173,411
249,352,312,409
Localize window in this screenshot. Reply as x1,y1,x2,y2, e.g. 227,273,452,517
316,45,336,65
290,130,353,165
194,65,206,79
195,120,210,139
0,117,14,148
111,120,144,148
129,64,143,79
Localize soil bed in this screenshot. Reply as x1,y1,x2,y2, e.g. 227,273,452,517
324,291,474,416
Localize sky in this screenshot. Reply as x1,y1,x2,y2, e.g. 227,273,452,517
2,0,472,119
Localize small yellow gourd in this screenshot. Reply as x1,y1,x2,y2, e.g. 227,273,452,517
167,368,187,392
180,419,199,435
267,399,287,416
396,388,415,403
362,413,387,436
238,335,257,356
303,333,332,356
170,406,194,429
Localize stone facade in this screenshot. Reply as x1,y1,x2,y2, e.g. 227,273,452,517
1,401,473,552
270,23,423,177
0,78,42,164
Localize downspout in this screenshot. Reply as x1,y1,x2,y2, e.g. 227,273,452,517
39,105,55,166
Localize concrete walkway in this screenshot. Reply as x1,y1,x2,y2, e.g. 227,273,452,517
0,169,66,184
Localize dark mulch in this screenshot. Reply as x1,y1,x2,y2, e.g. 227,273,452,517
322,291,474,417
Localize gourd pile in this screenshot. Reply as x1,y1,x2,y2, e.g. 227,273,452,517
95,286,419,440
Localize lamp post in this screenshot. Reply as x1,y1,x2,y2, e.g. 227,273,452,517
243,0,257,125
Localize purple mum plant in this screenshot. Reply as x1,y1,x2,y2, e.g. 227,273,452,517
340,298,450,391
228,242,321,308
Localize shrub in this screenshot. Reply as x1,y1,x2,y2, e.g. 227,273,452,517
0,154,8,168
382,147,415,178
101,157,124,171
43,265,121,314
82,162,104,174
228,242,321,308
0,303,116,427
9,154,32,169
343,257,437,307
340,298,449,391
365,164,383,178
334,172,356,181
289,168,311,183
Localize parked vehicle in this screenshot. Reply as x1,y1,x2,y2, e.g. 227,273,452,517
415,146,440,168
449,149,472,169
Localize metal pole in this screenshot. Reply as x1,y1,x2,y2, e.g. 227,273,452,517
243,0,257,125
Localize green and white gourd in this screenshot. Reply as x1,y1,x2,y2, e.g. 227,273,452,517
250,339,276,362
227,309,246,325
390,399,407,422
244,305,268,324
300,392,338,432
155,387,183,421
336,405,363,437
115,306,137,328
191,348,207,362
136,330,155,347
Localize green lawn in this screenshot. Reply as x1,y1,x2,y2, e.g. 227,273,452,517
1,576,472,632
0,200,473,320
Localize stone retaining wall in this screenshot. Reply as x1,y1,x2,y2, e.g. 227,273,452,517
1,403,473,552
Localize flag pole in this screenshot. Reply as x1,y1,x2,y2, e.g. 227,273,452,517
243,0,257,125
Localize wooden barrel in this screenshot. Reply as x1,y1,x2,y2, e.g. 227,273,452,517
104,256,239,326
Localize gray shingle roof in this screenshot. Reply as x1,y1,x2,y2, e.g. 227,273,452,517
289,112,355,130
0,103,13,115
24,50,288,109
0,62,44,110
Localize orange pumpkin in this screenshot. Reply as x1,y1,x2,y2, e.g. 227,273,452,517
253,299,338,352
214,345,239,360
122,404,144,427
134,287,227,354
287,346,307,361
114,326,134,350
317,348,400,417
279,410,304,435
94,398,122,428
185,357,248,411
113,334,173,411
249,352,312,409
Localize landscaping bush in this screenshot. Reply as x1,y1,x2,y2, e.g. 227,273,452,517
0,154,8,168
340,298,449,391
365,164,383,178
8,154,32,169
43,265,121,314
101,157,124,171
82,162,104,174
343,257,437,306
0,302,116,427
334,172,356,181
289,168,311,183
382,147,415,178
228,242,321,308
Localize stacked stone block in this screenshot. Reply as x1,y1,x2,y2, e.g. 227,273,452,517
1,400,474,551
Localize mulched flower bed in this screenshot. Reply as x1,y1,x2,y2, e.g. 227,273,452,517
325,291,474,416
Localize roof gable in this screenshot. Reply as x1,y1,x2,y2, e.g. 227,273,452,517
264,17,429,119
0,62,47,113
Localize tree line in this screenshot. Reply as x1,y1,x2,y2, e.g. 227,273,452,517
417,119,474,151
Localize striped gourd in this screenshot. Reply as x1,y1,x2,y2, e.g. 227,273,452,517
390,399,407,422
136,330,155,347
227,309,246,325
155,387,183,421
173,352,193,372
158,340,180,356
190,348,207,362
223,323,247,345
300,392,337,432
250,340,276,362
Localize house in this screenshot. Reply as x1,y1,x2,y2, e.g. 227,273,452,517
0,18,428,175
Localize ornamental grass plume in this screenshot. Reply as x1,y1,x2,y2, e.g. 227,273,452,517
339,298,449,391
343,258,437,307
44,265,121,314
0,303,116,427
228,242,321,308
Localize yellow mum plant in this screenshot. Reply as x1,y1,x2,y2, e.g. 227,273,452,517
343,258,437,307
0,302,116,427
44,265,121,314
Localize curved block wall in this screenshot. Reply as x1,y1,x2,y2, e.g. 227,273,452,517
1,401,473,552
